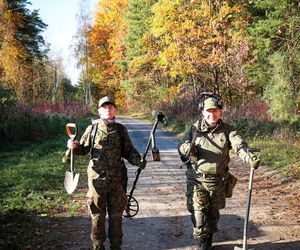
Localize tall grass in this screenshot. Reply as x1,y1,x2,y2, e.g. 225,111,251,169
0,116,91,249
0,102,90,149
0,115,91,215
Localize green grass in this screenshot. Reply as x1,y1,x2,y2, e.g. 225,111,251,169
0,117,91,216
0,138,68,214
0,115,92,249
250,139,300,178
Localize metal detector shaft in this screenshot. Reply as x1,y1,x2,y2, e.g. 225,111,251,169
127,117,160,199
124,112,166,217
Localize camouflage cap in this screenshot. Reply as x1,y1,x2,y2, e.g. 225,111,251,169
98,96,116,107
203,97,219,110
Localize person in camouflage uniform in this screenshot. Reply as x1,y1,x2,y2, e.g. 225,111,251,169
64,96,146,250
178,94,260,250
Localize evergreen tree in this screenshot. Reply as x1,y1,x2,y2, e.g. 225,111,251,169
125,0,157,59
248,0,300,121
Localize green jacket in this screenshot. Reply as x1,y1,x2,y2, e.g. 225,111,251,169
74,119,141,180
179,118,252,179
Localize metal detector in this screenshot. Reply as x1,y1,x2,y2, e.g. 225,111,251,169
123,112,166,218
234,148,261,250
64,123,80,195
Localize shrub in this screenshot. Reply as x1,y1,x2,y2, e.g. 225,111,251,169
230,117,278,139
0,101,91,149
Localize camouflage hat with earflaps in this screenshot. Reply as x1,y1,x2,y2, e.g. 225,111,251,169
98,96,116,107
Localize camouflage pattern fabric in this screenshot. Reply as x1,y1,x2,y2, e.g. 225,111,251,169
87,179,127,250
71,119,142,249
179,119,252,178
186,179,226,239
179,118,253,239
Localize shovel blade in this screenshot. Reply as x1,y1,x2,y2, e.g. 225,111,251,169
64,170,80,194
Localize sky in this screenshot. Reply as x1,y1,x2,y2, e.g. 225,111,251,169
28,0,98,85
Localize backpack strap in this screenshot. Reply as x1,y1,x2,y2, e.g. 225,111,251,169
116,123,125,157
89,118,100,159
223,123,232,150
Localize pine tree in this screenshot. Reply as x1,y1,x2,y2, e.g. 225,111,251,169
125,0,158,59
248,0,300,122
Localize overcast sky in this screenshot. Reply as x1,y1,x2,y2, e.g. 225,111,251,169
29,0,97,85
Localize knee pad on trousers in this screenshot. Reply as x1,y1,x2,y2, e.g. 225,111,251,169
191,210,206,228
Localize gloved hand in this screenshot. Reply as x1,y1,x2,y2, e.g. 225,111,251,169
178,142,197,162
250,155,260,169
138,159,147,169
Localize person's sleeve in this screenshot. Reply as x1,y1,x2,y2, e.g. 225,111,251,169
228,126,252,164
122,126,142,166
178,125,196,161
74,125,93,155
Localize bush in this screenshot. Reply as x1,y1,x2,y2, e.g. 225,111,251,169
0,111,68,148
0,102,91,150
230,117,278,139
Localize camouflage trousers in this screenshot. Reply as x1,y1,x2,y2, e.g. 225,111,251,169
186,177,226,240
87,178,127,250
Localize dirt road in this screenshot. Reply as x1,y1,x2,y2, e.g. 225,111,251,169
61,116,300,250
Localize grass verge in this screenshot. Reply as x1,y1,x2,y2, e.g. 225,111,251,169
0,116,91,249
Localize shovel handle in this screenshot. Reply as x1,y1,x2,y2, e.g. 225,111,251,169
66,123,78,140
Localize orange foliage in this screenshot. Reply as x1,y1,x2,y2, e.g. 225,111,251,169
0,0,38,101
88,0,128,105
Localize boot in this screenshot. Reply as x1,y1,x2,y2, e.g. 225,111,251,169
198,233,213,250
93,245,105,250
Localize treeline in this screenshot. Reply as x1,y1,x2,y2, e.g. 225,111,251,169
1,0,300,125
0,0,90,147
83,0,299,123
0,0,82,104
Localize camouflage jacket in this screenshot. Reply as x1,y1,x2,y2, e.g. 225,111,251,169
179,118,252,179
74,119,141,180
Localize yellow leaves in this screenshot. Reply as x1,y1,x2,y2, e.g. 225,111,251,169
151,0,180,37
0,0,29,89
87,0,251,105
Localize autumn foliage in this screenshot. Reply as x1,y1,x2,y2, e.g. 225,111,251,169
82,0,300,123
0,0,299,123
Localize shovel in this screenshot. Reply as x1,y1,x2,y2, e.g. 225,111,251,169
234,148,261,250
64,123,80,195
